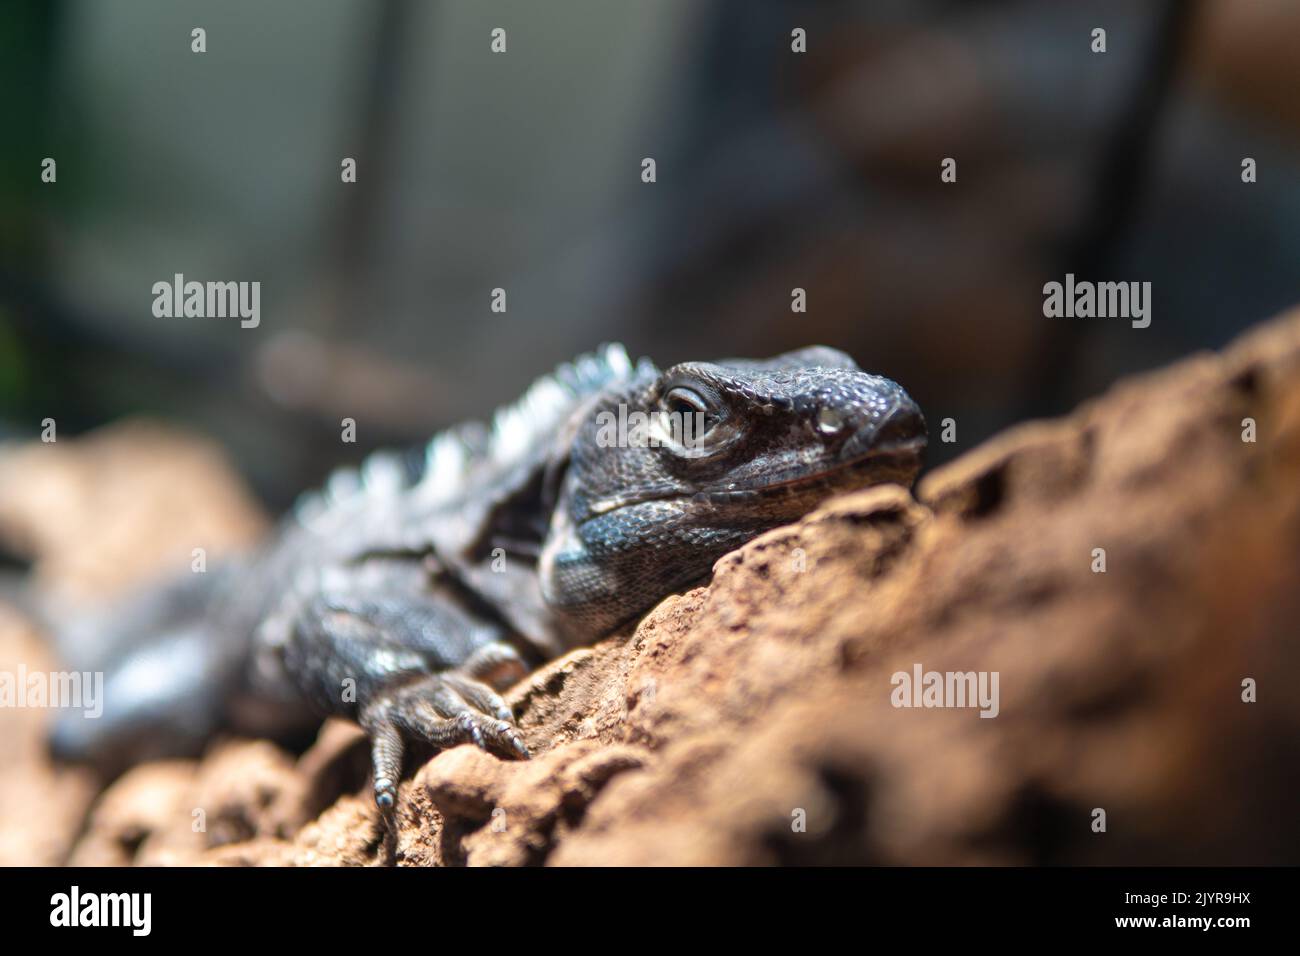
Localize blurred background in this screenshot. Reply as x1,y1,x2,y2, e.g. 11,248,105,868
2,0,1300,509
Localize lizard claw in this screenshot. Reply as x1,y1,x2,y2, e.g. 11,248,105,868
457,712,487,750
359,671,531,813
508,734,531,760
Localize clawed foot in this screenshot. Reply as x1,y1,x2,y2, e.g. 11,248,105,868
360,671,530,812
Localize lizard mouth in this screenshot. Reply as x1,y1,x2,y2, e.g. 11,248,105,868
581,434,926,520
696,435,926,505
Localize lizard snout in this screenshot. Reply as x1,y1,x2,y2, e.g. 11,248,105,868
871,397,927,452
836,387,927,463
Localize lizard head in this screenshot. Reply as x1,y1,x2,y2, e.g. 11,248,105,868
540,346,925,636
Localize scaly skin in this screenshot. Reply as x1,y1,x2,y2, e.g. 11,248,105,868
48,344,926,819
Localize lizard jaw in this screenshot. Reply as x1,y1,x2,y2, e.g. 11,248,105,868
579,437,924,521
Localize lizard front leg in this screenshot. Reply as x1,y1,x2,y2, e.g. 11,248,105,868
276,574,530,814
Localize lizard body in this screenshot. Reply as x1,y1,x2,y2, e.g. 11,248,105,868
48,344,925,813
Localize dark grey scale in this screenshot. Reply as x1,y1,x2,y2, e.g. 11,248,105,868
46,343,926,826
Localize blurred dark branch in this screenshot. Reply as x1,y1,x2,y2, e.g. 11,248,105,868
322,0,416,329
1021,0,1202,417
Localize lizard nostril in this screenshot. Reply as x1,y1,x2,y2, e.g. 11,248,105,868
817,407,845,435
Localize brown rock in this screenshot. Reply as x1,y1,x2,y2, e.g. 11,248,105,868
0,419,267,602
0,607,98,865
6,309,1300,864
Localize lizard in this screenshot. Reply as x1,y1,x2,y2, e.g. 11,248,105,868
45,343,926,816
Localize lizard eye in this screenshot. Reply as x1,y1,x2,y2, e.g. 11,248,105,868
650,381,739,458
656,385,723,454
662,386,718,437
663,386,710,420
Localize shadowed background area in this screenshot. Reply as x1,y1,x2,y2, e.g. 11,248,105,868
2,0,1300,870
3,0,1300,508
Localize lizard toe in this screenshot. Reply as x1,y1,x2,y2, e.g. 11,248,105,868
442,671,517,725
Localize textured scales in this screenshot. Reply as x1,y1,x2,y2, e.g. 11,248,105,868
48,343,926,819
